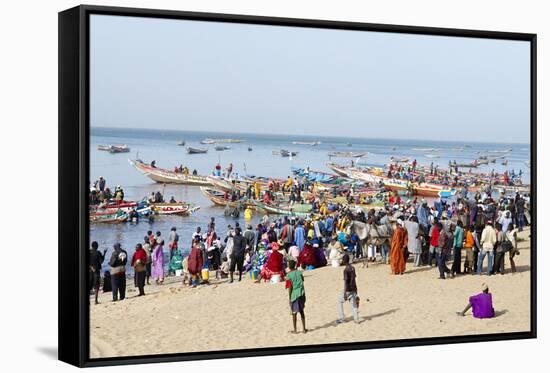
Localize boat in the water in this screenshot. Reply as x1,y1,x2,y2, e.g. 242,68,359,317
273,149,298,157
177,140,186,146
108,144,130,153
90,210,128,224
200,187,252,208
187,147,208,154
129,159,212,185
328,151,367,158
412,148,436,152
150,203,199,215
214,145,230,151
248,147,253,151
292,141,321,146
98,144,130,153
424,154,440,158
200,138,216,144
390,157,409,163
449,161,479,168
252,200,312,217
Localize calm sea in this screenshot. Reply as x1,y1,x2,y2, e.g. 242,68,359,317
90,127,530,272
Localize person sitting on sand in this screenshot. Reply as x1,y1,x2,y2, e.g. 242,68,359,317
297,240,319,269
285,260,307,334
337,254,360,324
256,242,286,282
456,283,495,319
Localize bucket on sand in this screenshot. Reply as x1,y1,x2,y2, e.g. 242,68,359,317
306,265,315,271
270,274,281,283
250,270,259,280
201,268,210,281
175,269,183,277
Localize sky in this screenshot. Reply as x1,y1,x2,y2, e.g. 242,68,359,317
90,15,531,144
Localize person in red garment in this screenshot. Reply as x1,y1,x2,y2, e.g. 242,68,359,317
187,238,204,287
131,243,148,296
256,242,286,282
297,241,320,269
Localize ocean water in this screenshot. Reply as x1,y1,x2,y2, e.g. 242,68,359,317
90,127,530,271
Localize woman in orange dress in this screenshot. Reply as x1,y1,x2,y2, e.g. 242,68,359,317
390,219,408,275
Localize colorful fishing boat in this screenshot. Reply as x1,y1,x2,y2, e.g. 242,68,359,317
200,187,252,208
90,210,128,224
252,200,312,217
129,159,212,186
328,151,367,158
150,203,199,215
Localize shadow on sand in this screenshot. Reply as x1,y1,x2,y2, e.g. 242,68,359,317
37,346,58,360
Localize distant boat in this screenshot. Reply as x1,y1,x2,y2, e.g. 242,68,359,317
390,157,409,163
108,144,130,153
187,147,208,154
424,154,440,158
292,141,321,146
248,147,253,152
200,138,216,144
413,148,436,152
214,145,230,151
501,160,508,166
98,144,129,153
177,140,186,146
346,143,352,147
273,149,298,157
328,151,367,158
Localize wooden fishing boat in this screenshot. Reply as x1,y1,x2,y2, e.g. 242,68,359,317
90,210,128,224
280,149,299,157
214,145,230,151
200,187,251,208
328,151,367,158
200,138,216,144
187,147,208,154
150,203,199,215
252,200,312,217
129,159,212,186
91,201,152,217
97,144,111,151
108,144,130,153
413,183,455,198
177,140,186,146
390,157,409,163
326,163,354,177
292,141,321,146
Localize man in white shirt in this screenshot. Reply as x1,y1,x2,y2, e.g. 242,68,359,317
477,221,497,275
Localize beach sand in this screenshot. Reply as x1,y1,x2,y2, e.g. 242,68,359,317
90,229,531,358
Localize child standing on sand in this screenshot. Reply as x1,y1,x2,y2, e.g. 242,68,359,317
337,254,360,324
285,260,307,334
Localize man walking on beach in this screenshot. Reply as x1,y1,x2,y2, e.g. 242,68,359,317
337,254,360,324
478,221,497,275
109,243,128,301
437,223,452,279
451,221,464,276
229,227,246,283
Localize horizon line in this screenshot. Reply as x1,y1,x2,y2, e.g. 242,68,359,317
90,125,530,146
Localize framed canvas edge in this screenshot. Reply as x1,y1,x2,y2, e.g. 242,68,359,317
58,4,538,368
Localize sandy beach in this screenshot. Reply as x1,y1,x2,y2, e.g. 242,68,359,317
90,228,531,358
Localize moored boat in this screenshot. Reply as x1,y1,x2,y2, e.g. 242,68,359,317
129,159,212,186
150,203,199,215
328,151,367,158
187,147,208,154
252,200,312,217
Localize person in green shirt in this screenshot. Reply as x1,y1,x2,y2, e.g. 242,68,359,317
285,260,307,334
451,221,464,276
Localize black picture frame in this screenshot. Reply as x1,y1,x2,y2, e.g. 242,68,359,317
58,4,537,368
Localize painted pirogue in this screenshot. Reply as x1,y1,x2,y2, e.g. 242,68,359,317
129,159,212,186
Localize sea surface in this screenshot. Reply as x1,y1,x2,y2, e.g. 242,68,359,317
90,127,530,272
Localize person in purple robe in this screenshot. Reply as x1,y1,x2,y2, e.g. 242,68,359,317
457,283,495,319
152,240,165,285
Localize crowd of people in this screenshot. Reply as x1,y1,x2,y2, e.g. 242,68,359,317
90,186,529,328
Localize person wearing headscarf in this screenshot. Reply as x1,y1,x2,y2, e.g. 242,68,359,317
390,219,408,275
187,238,204,286
404,216,422,267
131,243,147,296
152,240,165,285
256,243,286,282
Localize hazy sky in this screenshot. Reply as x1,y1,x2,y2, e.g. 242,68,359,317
90,15,530,143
